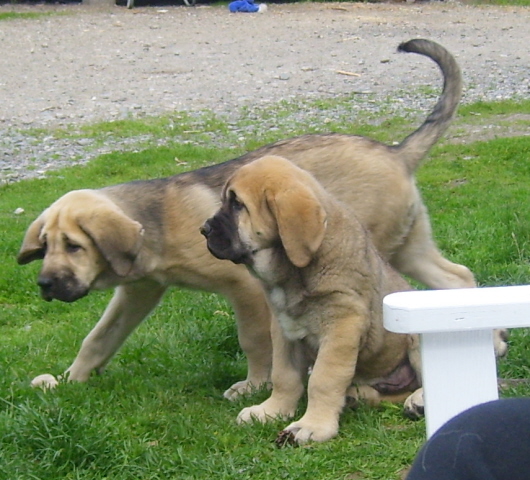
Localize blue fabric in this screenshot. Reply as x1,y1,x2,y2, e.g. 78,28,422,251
407,398,530,480
229,0,259,13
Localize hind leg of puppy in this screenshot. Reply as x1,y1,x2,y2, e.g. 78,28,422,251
391,204,475,289
223,280,274,400
346,385,415,408
237,317,306,423
33,281,167,388
391,205,508,357
347,386,425,420
403,388,425,420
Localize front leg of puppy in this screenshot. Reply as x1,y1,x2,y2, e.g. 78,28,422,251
222,281,273,400
32,281,167,389
282,318,362,444
67,281,167,381
237,317,305,423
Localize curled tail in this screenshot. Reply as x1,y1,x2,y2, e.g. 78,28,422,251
395,39,462,174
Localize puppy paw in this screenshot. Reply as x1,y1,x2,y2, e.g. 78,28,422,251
346,384,386,408
275,429,297,448
223,380,270,401
237,402,293,424
280,419,339,444
31,374,59,390
494,329,509,358
403,388,424,420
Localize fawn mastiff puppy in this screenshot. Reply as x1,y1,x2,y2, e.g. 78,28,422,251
201,155,422,444
19,39,500,398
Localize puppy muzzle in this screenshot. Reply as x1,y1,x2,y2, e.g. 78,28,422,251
201,215,252,265
37,273,89,303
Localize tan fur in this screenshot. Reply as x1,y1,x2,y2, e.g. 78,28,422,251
18,39,504,399
265,180,327,268
19,184,276,394
204,155,422,443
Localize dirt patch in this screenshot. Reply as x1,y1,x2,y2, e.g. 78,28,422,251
450,113,530,144
0,1,528,183
0,1,528,129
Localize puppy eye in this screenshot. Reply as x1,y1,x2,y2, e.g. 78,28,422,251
65,242,82,253
232,198,244,211
229,192,244,212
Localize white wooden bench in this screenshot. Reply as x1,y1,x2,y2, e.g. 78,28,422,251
383,285,530,437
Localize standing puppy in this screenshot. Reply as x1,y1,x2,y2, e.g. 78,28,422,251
202,155,421,444
20,39,505,399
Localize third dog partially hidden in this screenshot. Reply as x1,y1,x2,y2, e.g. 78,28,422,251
202,155,422,443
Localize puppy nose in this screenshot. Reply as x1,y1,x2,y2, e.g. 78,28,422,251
37,275,53,290
200,221,212,237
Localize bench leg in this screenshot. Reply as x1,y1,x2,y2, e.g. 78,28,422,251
421,329,498,437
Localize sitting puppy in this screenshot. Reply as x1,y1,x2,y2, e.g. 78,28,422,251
201,155,422,444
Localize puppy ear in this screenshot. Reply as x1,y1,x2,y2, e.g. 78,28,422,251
267,182,326,268
17,214,46,265
78,207,144,277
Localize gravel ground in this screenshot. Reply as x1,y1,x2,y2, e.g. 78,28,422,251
0,1,529,183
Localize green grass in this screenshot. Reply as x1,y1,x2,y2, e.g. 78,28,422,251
1,97,530,479
0,12,57,21
459,99,530,117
